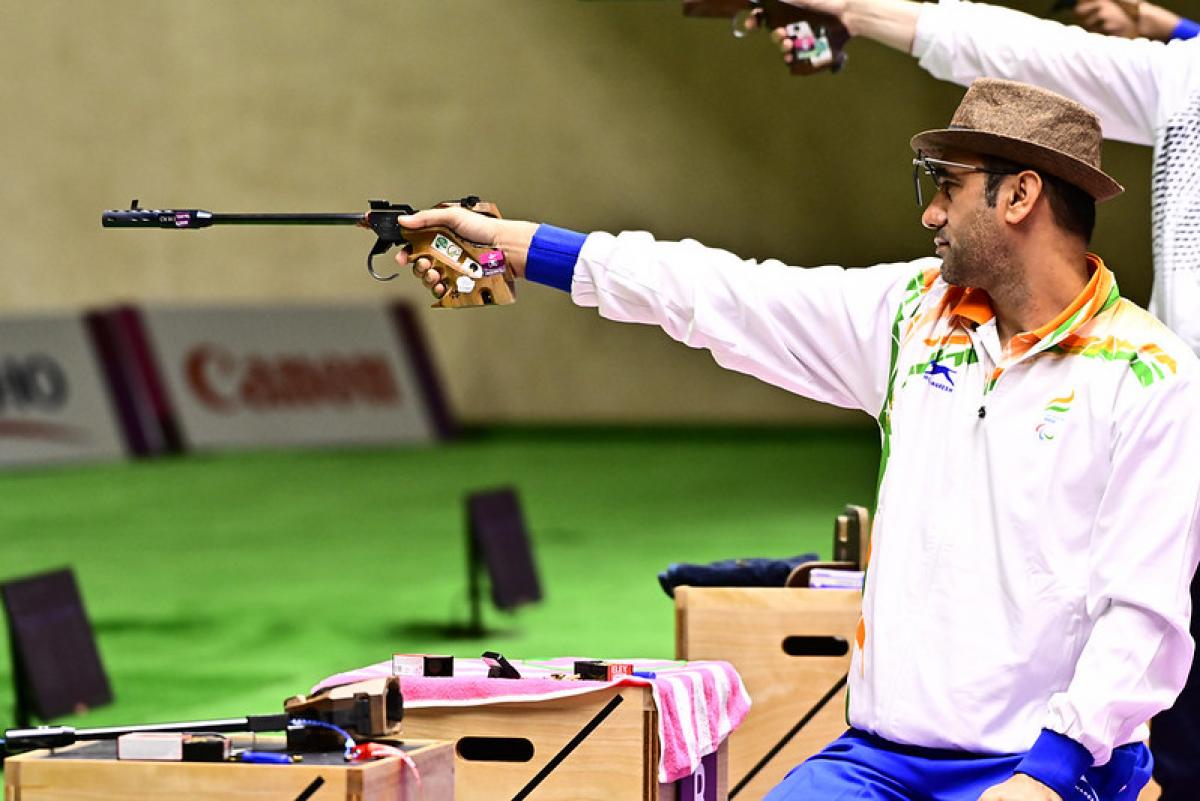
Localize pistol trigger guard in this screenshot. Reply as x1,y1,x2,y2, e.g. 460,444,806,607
367,238,400,282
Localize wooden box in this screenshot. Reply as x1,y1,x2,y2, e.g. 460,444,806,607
4,736,453,801
675,586,1167,801
400,684,726,801
675,586,860,800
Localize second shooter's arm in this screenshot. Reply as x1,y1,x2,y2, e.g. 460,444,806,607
101,196,514,309
582,0,849,73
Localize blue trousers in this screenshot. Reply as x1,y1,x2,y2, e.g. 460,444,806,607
765,729,1152,801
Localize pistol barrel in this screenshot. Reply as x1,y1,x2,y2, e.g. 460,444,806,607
101,207,366,229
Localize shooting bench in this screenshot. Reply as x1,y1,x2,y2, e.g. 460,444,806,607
313,657,744,801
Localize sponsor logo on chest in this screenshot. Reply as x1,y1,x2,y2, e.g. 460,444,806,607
922,360,956,393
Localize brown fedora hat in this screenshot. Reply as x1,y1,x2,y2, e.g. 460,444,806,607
911,78,1123,202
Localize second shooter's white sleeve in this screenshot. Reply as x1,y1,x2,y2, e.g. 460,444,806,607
913,0,1200,146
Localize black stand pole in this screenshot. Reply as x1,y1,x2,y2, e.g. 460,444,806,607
466,524,484,637
6,615,32,729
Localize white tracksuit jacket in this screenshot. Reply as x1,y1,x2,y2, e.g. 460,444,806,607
565,233,1200,766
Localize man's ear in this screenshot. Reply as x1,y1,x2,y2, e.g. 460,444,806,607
1004,170,1042,225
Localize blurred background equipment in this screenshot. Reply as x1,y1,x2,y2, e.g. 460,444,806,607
463,487,543,637
1,568,111,728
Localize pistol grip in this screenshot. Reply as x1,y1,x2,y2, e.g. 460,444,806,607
780,9,850,75
283,676,404,740
787,44,847,75
407,227,516,309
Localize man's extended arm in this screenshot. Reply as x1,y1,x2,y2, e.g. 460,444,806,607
398,206,939,417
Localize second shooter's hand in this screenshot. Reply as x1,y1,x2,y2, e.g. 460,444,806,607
397,207,539,299
755,0,920,59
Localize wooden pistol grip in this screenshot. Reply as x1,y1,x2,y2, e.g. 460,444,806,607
777,8,849,75
407,227,516,309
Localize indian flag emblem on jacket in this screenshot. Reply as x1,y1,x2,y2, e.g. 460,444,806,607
1036,391,1075,441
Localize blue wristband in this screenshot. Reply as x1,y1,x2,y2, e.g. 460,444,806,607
1171,17,1199,40
525,225,587,293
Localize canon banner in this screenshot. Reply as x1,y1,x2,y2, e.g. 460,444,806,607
0,314,126,467
139,304,444,450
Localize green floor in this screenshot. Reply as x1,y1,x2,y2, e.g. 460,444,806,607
0,426,878,732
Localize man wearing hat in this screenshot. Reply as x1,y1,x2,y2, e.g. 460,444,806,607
757,1,1200,796
397,79,1200,801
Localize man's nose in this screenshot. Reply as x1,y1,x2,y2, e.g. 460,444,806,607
921,198,947,231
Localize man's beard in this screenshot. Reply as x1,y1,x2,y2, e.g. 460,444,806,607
937,216,1010,291
939,245,982,287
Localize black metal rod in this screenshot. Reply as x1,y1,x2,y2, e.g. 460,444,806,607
209,213,365,225
101,208,367,230
3,713,290,753
78,713,290,738
467,523,484,637
728,673,848,799
510,694,624,801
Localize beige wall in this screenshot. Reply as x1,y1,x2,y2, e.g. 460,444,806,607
0,1,1158,424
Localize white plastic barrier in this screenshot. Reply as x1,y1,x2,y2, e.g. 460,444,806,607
0,313,126,467
127,302,449,452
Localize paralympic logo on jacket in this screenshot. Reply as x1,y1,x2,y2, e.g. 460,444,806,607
1036,390,1075,441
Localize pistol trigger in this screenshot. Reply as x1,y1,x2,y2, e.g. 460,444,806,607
367,238,400,282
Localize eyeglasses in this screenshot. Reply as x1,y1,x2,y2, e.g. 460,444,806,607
911,154,1022,206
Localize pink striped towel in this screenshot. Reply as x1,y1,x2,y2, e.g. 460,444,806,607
314,657,750,783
